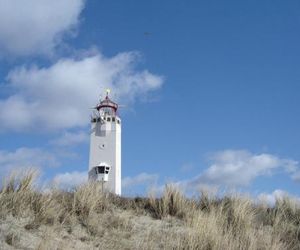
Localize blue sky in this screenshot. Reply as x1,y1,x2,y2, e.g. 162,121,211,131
0,0,300,202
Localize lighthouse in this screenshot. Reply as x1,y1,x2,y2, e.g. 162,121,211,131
88,90,121,195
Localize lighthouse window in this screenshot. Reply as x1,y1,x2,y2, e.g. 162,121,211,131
97,166,105,174
117,120,120,124
107,117,111,122
112,117,115,122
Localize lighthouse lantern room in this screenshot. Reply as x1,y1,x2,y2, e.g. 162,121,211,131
88,90,121,195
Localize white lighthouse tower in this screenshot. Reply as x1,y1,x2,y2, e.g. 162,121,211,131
88,90,121,195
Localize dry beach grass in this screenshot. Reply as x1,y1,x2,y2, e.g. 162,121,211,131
0,171,300,249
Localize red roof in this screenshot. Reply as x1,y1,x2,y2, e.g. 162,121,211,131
95,95,118,112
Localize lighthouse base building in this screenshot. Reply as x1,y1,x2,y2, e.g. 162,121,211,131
88,93,121,195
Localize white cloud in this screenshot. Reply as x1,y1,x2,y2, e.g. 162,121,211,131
258,189,300,206
0,51,163,131
291,171,300,183
50,130,89,147
0,0,85,56
184,150,299,190
0,147,59,177
122,173,159,188
180,163,194,173
52,171,87,190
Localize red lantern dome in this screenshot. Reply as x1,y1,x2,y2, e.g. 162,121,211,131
95,92,118,115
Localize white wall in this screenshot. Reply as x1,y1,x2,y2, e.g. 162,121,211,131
88,115,121,195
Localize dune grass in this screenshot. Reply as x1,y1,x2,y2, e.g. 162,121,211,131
0,171,300,249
